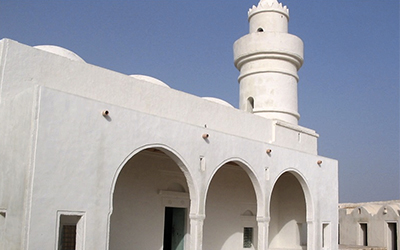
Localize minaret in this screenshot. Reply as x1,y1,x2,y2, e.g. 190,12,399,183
233,0,304,124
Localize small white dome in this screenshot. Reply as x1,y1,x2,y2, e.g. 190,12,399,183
129,75,170,88
202,97,234,108
34,45,85,62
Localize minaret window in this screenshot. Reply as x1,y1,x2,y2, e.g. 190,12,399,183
247,97,254,113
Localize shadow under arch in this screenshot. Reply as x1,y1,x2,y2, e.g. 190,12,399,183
204,157,263,214
268,169,313,249
106,143,197,250
203,157,263,250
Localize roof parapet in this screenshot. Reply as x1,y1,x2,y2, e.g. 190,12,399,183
248,0,289,19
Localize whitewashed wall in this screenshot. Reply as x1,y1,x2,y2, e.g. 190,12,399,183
0,38,338,250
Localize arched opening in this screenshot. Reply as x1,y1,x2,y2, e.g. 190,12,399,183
247,97,254,113
269,172,307,249
203,162,258,250
109,148,190,250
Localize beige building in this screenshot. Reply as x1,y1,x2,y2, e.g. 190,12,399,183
339,200,400,250
0,0,338,249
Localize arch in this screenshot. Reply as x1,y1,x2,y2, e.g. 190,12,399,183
354,205,381,216
107,144,196,250
384,204,400,217
268,169,313,249
108,144,196,212
246,97,255,113
203,158,263,250
269,169,313,220
204,157,263,215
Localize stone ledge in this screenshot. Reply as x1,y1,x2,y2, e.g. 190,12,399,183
339,245,386,250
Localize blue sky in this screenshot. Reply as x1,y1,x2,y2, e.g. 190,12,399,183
1,0,399,203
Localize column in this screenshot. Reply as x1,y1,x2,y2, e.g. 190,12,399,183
189,213,205,250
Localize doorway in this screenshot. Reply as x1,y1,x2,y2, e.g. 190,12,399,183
388,222,398,250
163,207,186,250
359,223,368,246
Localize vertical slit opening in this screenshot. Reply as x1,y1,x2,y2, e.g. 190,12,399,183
247,97,254,113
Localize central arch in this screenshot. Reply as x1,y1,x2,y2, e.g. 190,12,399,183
268,171,311,250
203,159,262,250
108,145,195,250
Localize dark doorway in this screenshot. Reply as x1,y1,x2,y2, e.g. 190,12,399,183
388,223,398,250
163,207,185,250
360,223,368,246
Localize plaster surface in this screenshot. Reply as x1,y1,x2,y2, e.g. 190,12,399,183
339,200,400,250
0,0,338,249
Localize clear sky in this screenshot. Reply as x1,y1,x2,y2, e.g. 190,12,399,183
1,0,399,203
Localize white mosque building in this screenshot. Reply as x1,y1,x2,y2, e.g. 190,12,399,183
0,0,338,249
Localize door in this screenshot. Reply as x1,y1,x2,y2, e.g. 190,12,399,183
163,207,185,250
388,223,398,250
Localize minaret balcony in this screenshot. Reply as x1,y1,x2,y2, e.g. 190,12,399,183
233,32,303,71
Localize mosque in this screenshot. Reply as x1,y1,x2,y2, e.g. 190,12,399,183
0,0,338,249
